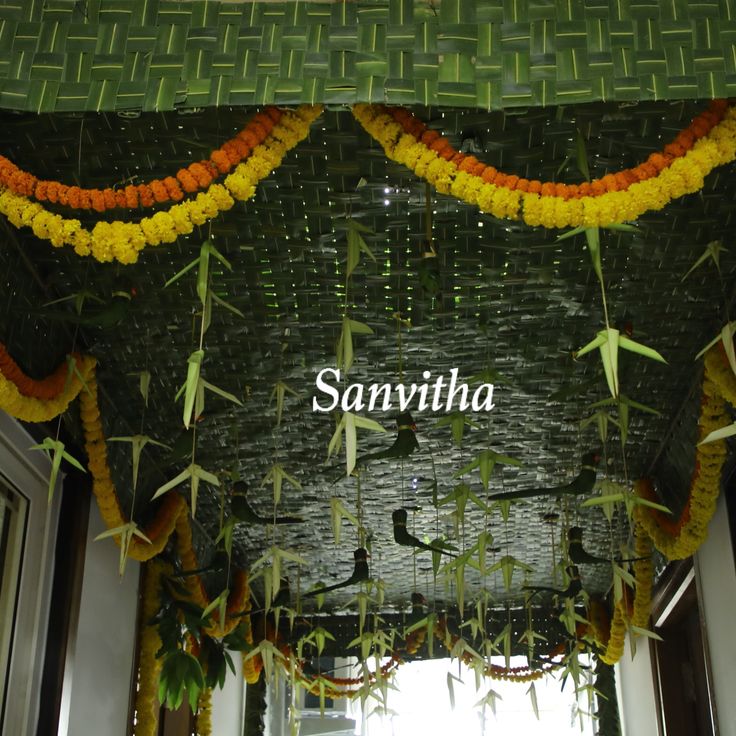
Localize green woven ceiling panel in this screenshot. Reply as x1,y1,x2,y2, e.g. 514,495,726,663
1,0,736,112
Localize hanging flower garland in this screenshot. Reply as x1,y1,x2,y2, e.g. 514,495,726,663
352,101,736,229
0,104,322,264
433,618,559,682
0,346,96,422
0,108,282,212
635,345,732,560
132,560,164,736
0,343,86,400
77,363,252,635
385,100,727,199
195,688,213,736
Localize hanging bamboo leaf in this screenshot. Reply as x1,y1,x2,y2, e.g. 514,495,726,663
29,438,86,502
181,350,204,428
107,434,170,491
329,497,360,545
682,240,726,280
699,422,736,445
94,521,151,576
327,412,386,476
261,464,301,506
585,227,603,285
453,449,521,490
433,412,479,446
271,380,300,427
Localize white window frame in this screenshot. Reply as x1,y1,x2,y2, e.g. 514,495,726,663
0,411,61,736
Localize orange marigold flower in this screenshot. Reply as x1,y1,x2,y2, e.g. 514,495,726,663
590,181,606,196
528,180,542,194
138,185,155,207
239,130,260,148
578,182,590,196
541,182,556,197
103,189,117,210
421,130,440,145
177,169,198,193
162,177,183,201
459,156,479,173
600,174,618,192
35,181,48,201
79,190,92,209
115,190,127,208
150,180,168,203
210,150,231,173
249,122,267,141
47,181,60,203
481,166,498,183
516,178,529,192
91,191,106,212
125,185,139,208
67,186,81,208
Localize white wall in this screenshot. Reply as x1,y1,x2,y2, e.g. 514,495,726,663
617,495,736,735
64,502,140,736
616,637,659,736
696,495,736,736
212,667,247,736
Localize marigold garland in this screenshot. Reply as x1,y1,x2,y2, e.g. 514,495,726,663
76,364,252,636
352,102,736,229
386,100,728,200
0,348,96,422
0,343,85,400
0,105,322,264
0,108,282,212
635,345,731,560
195,687,213,736
132,560,164,736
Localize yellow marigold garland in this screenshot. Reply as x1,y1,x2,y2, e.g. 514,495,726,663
195,687,213,736
132,560,164,736
635,346,731,560
599,600,627,665
0,352,96,422
0,105,322,264
352,103,736,229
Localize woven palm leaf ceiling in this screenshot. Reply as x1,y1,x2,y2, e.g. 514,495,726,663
1,98,734,612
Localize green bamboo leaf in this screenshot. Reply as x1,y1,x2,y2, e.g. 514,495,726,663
211,291,245,319
630,625,664,641
164,257,198,288
200,378,243,407
699,422,736,445
618,334,667,364
574,332,607,359
196,240,212,306
556,225,586,242
152,465,194,501
29,438,86,502
682,240,726,281
585,227,603,284
107,435,169,491
182,350,205,428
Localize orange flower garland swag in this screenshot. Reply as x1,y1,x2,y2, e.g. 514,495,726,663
0,344,96,423
0,107,282,212
385,100,728,200
635,345,732,560
352,101,736,229
0,342,85,400
132,560,164,736
76,360,251,634
0,104,322,264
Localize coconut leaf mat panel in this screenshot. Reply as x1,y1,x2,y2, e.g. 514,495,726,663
0,99,733,609
2,0,736,112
